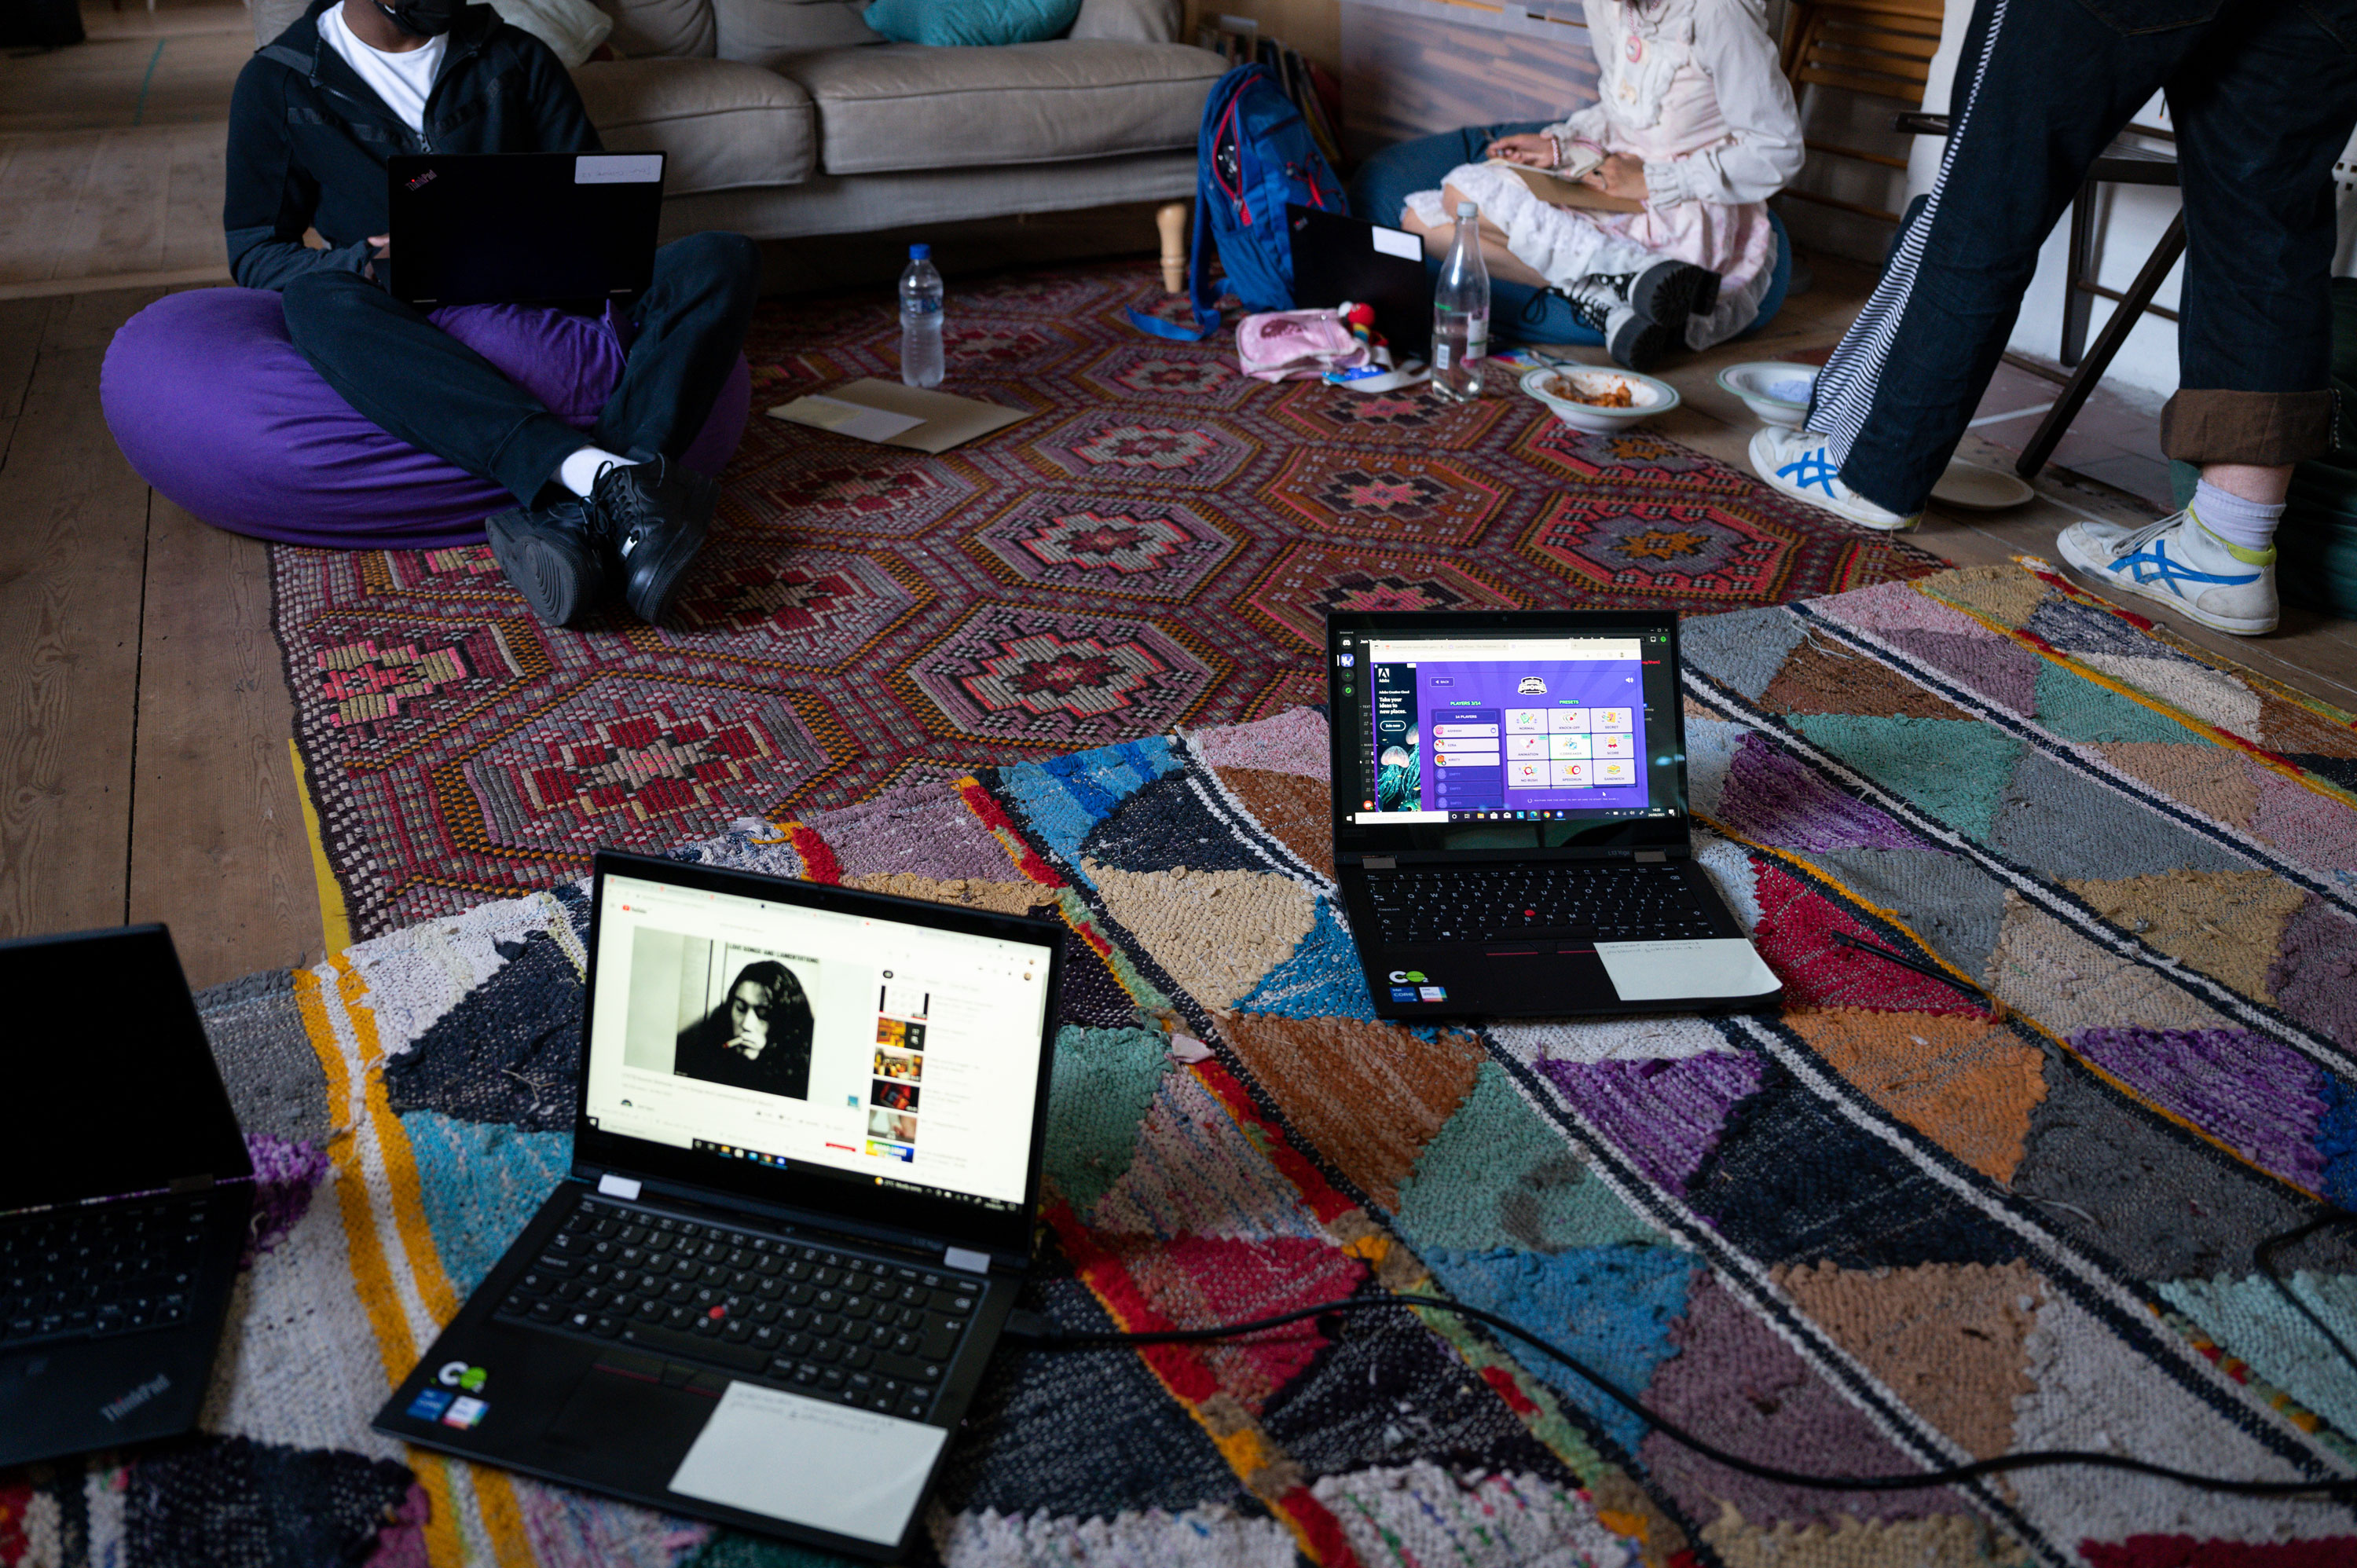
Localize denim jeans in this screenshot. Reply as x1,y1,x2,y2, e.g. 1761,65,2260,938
284,230,763,507
1812,0,2357,515
1345,120,1792,348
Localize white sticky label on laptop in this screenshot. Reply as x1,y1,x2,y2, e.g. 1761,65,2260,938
1370,225,1422,261
1594,939,1780,1002
576,153,663,184
669,1382,947,1544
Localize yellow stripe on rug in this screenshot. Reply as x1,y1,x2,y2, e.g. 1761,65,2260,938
298,956,539,1568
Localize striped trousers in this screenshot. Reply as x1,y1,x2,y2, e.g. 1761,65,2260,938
1809,0,2357,515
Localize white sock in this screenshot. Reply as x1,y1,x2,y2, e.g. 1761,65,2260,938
2189,478,2283,553
558,446,637,500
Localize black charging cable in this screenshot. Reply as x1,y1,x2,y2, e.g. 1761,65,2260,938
1006,1211,2357,1499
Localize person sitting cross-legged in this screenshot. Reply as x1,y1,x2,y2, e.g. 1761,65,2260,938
228,0,761,626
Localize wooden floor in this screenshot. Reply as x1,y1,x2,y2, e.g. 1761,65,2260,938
0,286,325,989
2,13,2352,992
0,0,244,298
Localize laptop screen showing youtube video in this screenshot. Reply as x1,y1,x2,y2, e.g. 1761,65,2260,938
581,874,1055,1215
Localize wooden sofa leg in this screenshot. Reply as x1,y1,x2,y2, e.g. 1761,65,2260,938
1156,201,1189,293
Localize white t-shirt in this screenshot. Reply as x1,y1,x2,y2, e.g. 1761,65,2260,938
319,2,447,136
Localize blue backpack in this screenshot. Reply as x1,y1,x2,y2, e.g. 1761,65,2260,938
1129,63,1347,343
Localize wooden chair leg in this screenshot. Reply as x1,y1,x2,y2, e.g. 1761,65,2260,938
1156,201,1189,295
2017,209,2186,481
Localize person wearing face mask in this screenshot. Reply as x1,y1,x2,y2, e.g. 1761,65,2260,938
225,0,763,629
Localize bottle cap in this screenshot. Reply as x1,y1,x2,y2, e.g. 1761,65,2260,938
1456,202,1476,219
910,244,931,260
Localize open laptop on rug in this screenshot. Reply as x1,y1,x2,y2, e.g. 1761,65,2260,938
1327,610,1781,1019
376,850,1065,1560
386,151,665,308
1,925,255,1467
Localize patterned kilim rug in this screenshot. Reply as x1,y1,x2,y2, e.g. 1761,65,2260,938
269,258,1942,941
28,559,2357,1568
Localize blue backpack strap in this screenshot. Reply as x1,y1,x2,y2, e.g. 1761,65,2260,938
1126,199,1219,342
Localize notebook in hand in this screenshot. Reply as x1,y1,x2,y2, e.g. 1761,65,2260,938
375,851,1065,1561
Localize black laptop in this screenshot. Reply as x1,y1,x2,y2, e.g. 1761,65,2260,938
0,926,255,1467
1288,203,1434,358
375,849,1065,1561
386,150,666,308
1327,610,1783,1018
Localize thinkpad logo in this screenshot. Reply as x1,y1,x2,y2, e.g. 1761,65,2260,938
101,1373,170,1423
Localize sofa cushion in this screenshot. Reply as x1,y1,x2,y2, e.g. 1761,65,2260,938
860,0,1079,47
780,40,1221,175
714,0,878,64
592,0,715,57
1069,0,1176,42
572,57,814,189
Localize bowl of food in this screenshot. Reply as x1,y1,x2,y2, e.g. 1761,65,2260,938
1716,361,1817,428
1519,365,1678,432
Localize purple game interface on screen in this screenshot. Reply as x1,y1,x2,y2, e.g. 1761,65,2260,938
1369,648,1650,815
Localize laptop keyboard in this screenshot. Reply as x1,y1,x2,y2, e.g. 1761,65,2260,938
494,1197,981,1421
1365,864,1715,945
0,1192,214,1348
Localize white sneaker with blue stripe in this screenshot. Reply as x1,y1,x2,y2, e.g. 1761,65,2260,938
2056,509,2278,636
1748,427,1921,532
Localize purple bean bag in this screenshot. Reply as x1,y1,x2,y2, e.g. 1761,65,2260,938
101,288,752,551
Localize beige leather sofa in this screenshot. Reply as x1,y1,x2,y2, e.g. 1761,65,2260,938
252,0,1221,255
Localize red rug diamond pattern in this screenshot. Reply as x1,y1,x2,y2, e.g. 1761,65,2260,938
273,259,1944,936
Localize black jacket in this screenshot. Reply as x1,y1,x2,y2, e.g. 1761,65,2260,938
225,0,599,291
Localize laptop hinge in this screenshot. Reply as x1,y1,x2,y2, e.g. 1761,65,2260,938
944,1246,990,1274
168,1174,214,1193
1634,851,1667,863
596,1172,643,1200
1362,855,1395,870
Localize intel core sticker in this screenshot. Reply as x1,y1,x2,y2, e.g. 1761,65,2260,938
407,1387,455,1422
1389,986,1418,1003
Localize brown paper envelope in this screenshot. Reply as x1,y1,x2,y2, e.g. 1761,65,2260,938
823,378,1032,453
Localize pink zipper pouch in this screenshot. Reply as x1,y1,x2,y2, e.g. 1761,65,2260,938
1235,309,1371,383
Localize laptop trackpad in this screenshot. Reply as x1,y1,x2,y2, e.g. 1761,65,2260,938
669,1382,948,1546
544,1365,714,1458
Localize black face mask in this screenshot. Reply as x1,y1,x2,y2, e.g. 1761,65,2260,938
373,0,460,38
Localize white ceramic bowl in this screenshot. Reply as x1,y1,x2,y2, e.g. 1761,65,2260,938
1519,365,1678,433
1716,361,1818,428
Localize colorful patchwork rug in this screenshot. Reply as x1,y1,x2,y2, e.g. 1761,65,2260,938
24,559,2357,1568
269,258,1941,942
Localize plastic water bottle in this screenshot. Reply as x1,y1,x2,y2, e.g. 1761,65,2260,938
899,243,944,389
1431,202,1490,401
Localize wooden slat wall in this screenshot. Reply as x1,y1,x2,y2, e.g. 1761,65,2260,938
1340,2,1600,157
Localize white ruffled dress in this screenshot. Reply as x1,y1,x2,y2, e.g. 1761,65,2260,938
1404,0,1803,349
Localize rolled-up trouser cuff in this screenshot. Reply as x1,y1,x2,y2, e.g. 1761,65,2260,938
2160,388,2337,467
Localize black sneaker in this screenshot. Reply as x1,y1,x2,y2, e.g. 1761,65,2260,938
585,456,715,625
486,498,607,628
1628,260,1721,325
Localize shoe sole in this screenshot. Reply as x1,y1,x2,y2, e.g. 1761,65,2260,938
1630,263,1720,327
486,508,594,627
1609,314,1672,373
621,469,717,625
1747,430,1919,532
2055,529,2278,636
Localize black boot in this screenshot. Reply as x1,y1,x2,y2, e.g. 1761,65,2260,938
585,455,716,625
1555,277,1672,372
1626,259,1721,325
486,497,608,628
